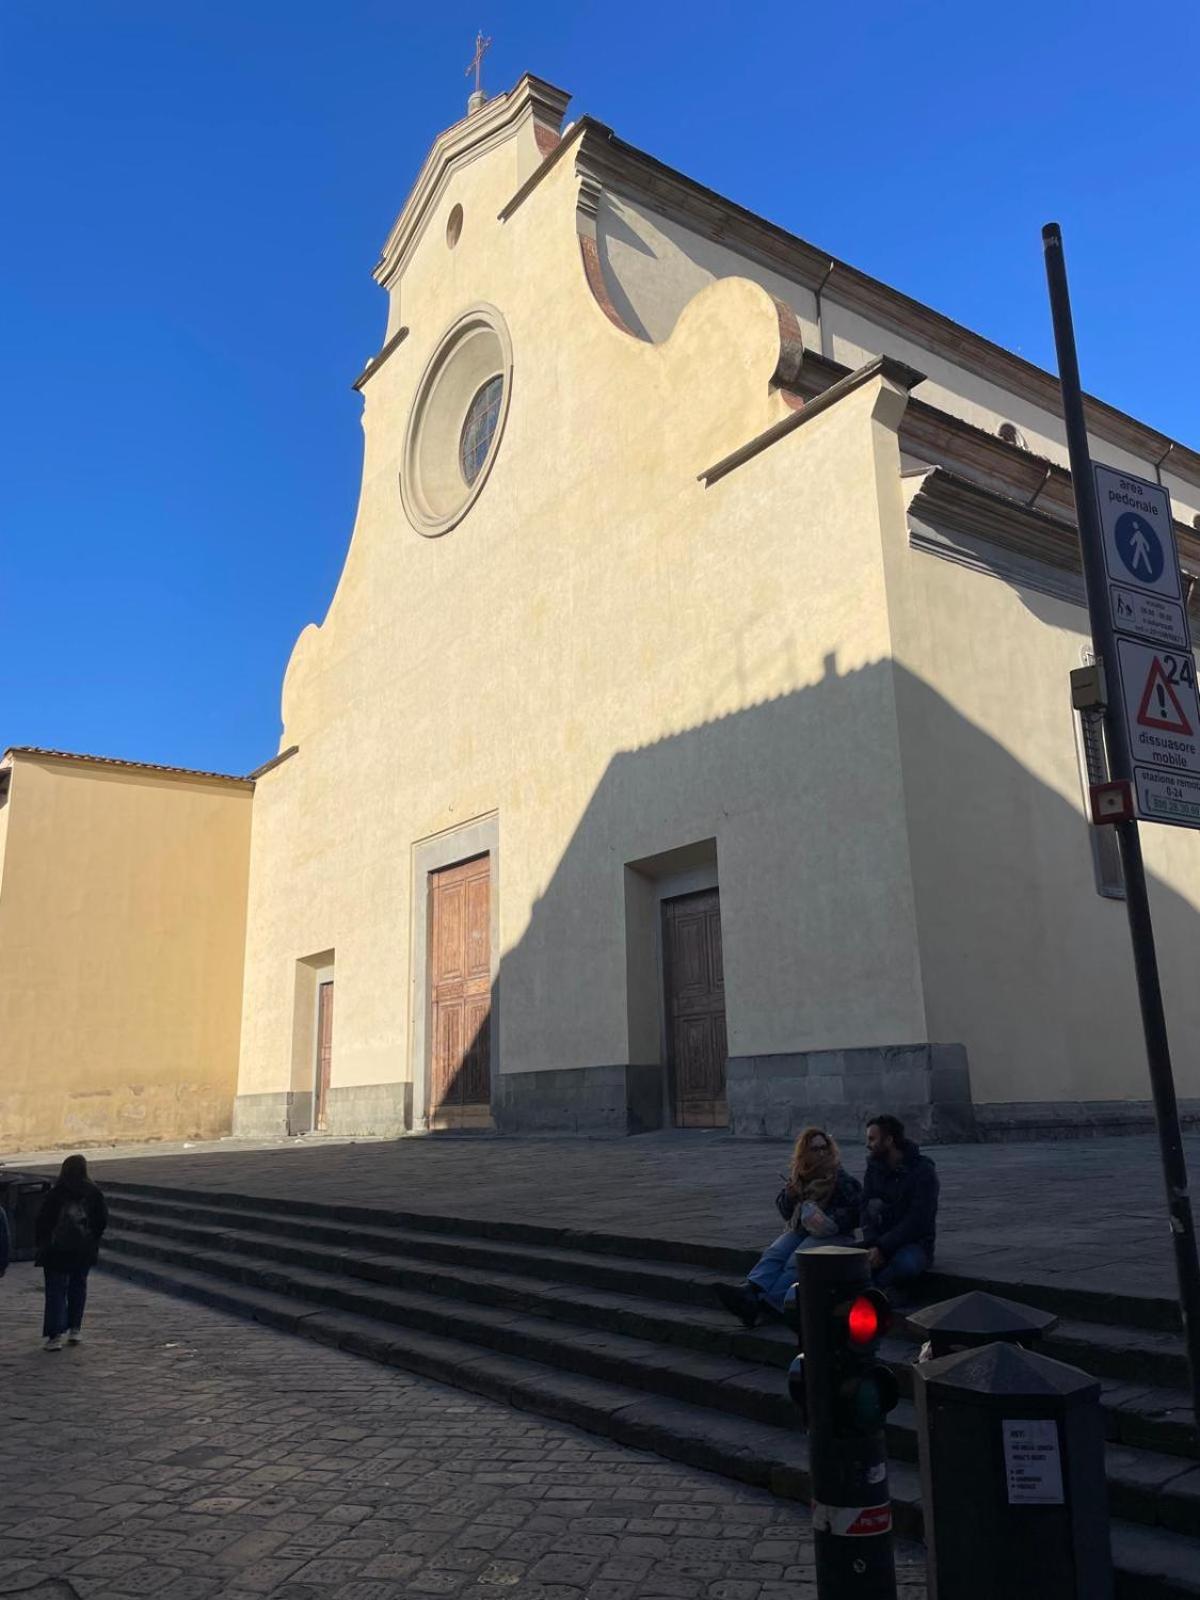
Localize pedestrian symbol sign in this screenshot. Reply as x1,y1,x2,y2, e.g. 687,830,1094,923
1093,465,1200,827
1136,655,1194,735
1114,512,1164,585
1095,465,1181,604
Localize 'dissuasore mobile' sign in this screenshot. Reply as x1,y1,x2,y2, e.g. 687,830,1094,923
1095,464,1200,829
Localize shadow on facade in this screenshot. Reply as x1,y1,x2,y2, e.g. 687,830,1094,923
428,653,1200,1142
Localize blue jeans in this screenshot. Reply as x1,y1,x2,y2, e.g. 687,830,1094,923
873,1243,928,1289
748,1235,928,1312
746,1230,856,1313
43,1267,89,1339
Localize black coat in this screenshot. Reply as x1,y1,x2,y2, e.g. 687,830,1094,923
34,1179,108,1272
861,1141,939,1261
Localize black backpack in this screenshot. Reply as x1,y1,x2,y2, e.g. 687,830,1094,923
49,1196,93,1255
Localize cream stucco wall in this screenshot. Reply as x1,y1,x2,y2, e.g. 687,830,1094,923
236,96,933,1119
595,193,1200,528
237,84,1200,1125
0,755,253,1150
881,505,1200,1105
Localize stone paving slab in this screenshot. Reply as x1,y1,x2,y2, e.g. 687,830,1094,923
0,1265,925,1598
8,1128,1200,1306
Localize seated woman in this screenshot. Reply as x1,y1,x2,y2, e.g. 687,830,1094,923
714,1127,861,1328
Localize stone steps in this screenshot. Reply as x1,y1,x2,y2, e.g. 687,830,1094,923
105,1195,1199,1451
106,1187,1193,1385
96,1182,1200,1599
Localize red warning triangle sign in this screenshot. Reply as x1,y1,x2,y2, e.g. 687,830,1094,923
1136,657,1193,735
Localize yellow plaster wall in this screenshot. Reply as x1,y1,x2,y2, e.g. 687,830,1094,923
0,756,253,1150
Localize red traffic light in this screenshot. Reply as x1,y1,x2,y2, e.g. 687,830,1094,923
847,1291,891,1345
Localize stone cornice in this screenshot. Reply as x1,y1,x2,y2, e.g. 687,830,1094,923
909,469,1081,575
786,349,1200,568
375,74,570,291
351,325,409,392
908,468,1200,611
530,121,1200,490
498,116,588,223
698,356,924,488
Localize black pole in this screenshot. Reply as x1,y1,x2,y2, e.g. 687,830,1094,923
796,1248,897,1598
1043,222,1200,1429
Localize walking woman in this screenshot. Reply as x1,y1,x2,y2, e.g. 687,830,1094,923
35,1154,108,1351
714,1127,861,1328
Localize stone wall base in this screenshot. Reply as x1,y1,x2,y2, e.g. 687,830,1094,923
232,1083,412,1140
494,1063,665,1135
322,1082,411,1138
726,1044,976,1143
231,1091,293,1139
975,1098,1200,1141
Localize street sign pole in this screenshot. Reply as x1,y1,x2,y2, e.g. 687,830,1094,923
1042,222,1200,1429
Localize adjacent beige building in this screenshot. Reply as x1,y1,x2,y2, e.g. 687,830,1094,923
0,749,252,1149
7,74,1200,1150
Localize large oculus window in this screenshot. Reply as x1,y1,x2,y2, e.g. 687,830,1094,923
400,305,513,537
459,375,504,487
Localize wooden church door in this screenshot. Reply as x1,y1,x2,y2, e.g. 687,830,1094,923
429,855,492,1129
663,888,728,1128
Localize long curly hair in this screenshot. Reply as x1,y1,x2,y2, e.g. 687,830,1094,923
788,1126,840,1204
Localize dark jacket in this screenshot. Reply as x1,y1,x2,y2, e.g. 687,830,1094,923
776,1168,862,1238
861,1141,938,1262
0,1204,10,1275
34,1179,108,1272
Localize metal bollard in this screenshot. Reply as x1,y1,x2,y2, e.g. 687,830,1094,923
914,1339,1112,1599
906,1289,1057,1360
0,1172,51,1262
785,1245,899,1599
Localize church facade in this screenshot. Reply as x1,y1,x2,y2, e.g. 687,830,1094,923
6,74,1200,1152
231,75,1200,1143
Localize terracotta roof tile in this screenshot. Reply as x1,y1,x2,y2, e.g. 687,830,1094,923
1,746,254,786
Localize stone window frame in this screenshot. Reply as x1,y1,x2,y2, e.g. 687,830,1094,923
409,812,501,1129
400,304,513,538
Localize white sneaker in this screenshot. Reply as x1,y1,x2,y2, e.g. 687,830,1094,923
45,1336,64,1352
67,1329,83,1345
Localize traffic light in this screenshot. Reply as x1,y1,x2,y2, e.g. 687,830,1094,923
832,1287,899,1437
787,1247,899,1599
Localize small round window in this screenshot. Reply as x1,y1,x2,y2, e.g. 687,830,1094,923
459,375,504,486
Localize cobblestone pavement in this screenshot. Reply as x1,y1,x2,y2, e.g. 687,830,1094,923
0,1267,924,1600
10,1128,1200,1302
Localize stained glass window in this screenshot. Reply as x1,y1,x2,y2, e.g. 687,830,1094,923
459,375,504,486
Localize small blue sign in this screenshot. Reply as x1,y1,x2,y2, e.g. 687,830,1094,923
1114,512,1164,585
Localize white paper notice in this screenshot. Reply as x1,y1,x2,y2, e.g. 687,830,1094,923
1003,1419,1064,1505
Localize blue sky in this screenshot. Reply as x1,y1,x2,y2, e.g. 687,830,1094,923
3,1,1197,775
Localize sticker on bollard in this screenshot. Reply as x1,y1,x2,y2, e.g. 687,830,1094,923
811,1502,893,1536
1002,1420,1064,1505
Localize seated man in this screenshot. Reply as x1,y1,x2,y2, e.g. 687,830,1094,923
861,1113,939,1296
